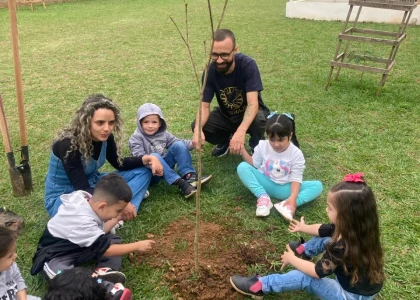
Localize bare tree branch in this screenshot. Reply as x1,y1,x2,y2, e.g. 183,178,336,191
169,16,201,92
217,0,229,30
171,0,230,275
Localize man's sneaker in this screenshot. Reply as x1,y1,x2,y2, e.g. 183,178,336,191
93,267,126,284
111,283,132,300
110,220,124,235
178,181,197,199
211,143,229,157
256,195,273,217
289,237,311,260
230,274,264,300
185,174,213,188
274,201,294,221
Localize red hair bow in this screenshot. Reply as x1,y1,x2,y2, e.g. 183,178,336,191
343,172,364,183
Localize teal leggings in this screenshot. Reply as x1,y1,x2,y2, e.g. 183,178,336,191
237,162,323,206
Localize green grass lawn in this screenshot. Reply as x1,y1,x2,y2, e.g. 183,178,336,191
0,0,419,298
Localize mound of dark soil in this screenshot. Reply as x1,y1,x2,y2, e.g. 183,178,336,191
139,215,278,299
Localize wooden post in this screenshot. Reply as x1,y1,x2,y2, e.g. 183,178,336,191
8,0,28,155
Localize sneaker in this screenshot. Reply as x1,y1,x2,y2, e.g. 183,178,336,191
289,237,311,260
274,201,294,221
110,220,124,235
144,190,150,199
111,283,132,300
178,181,197,199
230,274,264,300
185,174,212,188
211,143,229,157
256,195,273,217
93,267,126,284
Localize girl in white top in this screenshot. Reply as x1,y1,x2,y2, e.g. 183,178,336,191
237,113,322,219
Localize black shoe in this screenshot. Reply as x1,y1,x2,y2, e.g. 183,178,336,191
94,267,126,284
289,237,311,260
230,275,264,300
178,181,197,199
185,173,212,188
211,143,229,157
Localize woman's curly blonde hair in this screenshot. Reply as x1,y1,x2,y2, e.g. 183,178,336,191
54,94,124,165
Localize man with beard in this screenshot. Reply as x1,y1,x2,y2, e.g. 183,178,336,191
191,29,270,157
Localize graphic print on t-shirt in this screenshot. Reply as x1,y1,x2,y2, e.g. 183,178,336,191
263,159,291,181
150,142,166,153
219,86,245,115
2,282,17,300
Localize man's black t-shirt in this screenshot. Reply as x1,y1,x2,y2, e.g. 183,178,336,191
203,53,269,121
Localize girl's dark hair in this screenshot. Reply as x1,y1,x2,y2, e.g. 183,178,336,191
265,113,294,139
44,267,111,300
0,226,16,258
327,179,385,285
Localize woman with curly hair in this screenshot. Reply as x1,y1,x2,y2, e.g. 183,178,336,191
44,94,163,220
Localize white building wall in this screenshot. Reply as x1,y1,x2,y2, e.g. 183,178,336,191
286,0,420,25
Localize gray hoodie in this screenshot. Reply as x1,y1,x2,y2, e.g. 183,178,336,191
129,103,193,157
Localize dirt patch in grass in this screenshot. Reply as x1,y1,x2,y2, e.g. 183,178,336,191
139,214,279,299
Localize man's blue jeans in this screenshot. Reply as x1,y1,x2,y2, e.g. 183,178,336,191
151,141,195,185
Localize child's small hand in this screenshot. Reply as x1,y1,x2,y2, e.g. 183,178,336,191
135,240,155,252
289,216,306,233
149,156,163,176
283,198,297,216
281,244,296,270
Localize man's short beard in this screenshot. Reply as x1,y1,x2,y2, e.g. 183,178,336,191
215,59,234,74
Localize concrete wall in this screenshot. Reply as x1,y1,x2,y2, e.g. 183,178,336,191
286,0,420,25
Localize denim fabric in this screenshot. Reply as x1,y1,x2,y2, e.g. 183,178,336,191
150,141,195,185
260,236,376,299
303,236,331,257
44,141,151,217
260,271,376,300
237,162,323,206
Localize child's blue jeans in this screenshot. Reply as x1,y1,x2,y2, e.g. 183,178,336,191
260,237,376,299
237,162,323,206
151,141,195,185
260,270,376,300
303,236,331,257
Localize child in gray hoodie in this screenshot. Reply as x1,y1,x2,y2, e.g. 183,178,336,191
129,103,212,198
